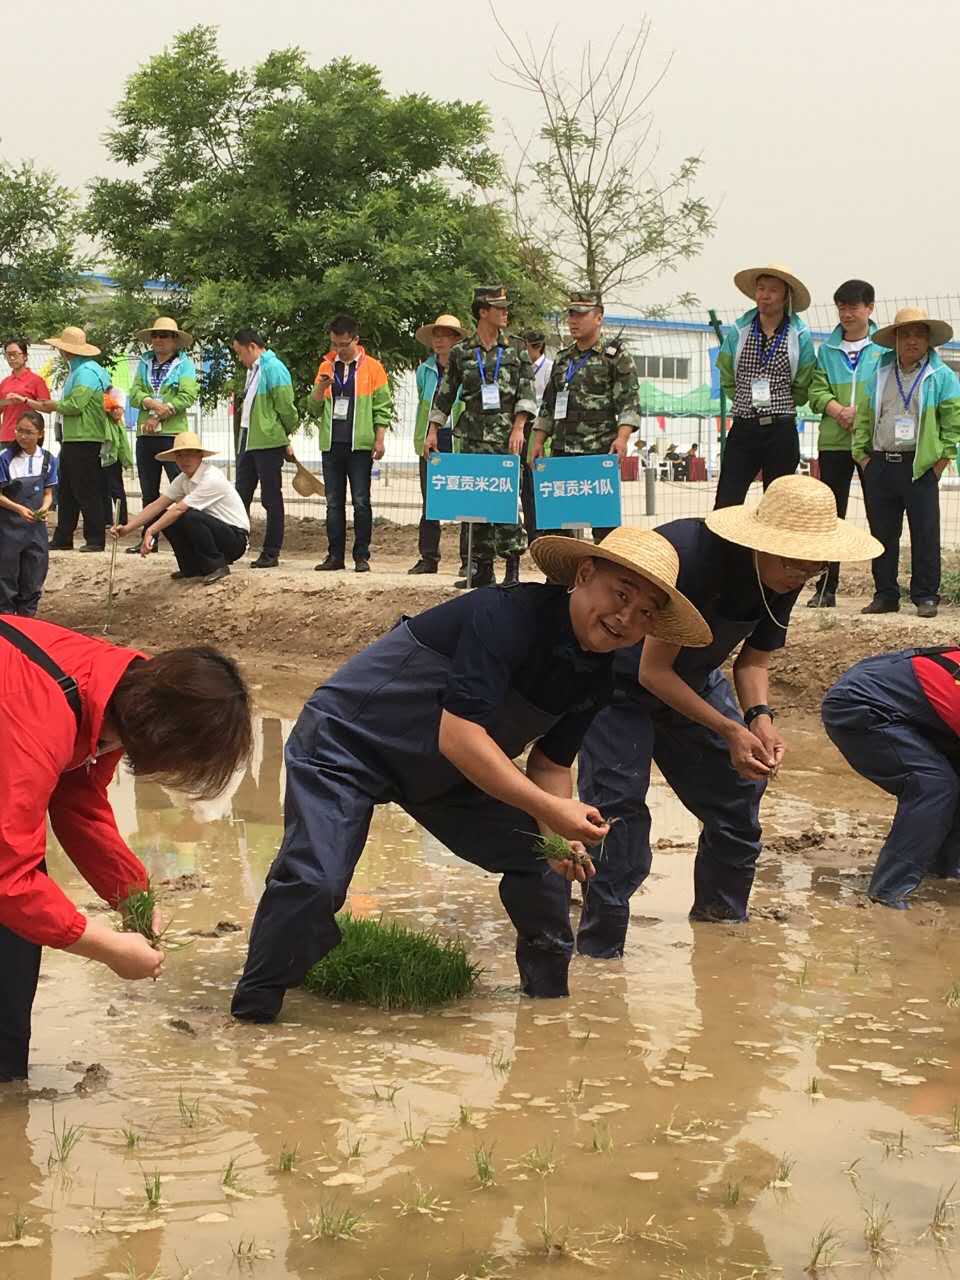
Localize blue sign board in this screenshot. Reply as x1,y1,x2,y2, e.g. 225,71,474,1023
533,455,622,530
425,452,521,524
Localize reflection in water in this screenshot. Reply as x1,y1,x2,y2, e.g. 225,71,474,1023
1,717,960,1278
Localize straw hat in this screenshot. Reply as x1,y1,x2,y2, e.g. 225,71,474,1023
530,528,712,647
45,325,100,357
155,431,216,461
415,314,467,348
705,475,882,562
134,316,194,348
733,264,811,313
873,306,953,350
292,459,325,497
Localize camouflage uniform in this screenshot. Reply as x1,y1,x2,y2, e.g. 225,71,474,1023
536,334,640,540
430,334,537,561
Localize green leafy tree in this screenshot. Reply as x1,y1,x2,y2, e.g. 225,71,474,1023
0,159,88,339
494,15,715,309
87,26,559,404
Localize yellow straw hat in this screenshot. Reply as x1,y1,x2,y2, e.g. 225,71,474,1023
291,458,325,497
873,306,953,350
134,316,195,348
45,325,100,357
531,527,712,647
705,475,882,562
155,431,216,462
415,314,467,348
733,263,811,313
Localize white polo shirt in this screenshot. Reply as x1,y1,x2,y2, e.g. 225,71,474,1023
163,461,251,532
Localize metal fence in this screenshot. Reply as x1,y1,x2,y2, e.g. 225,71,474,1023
9,294,960,549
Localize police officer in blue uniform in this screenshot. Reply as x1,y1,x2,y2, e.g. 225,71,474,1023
231,528,710,1022
575,476,881,957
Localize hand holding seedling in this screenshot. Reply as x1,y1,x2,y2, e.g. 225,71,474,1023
65,917,164,980
542,797,609,845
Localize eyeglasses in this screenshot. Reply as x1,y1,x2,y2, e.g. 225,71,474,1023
779,556,827,579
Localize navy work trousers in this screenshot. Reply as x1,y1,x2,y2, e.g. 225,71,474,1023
812,450,858,596
822,650,960,906
164,509,248,577
714,416,799,509
576,671,765,956
322,443,372,564
0,865,45,1080
135,434,178,508
53,441,107,549
861,455,940,604
236,445,286,558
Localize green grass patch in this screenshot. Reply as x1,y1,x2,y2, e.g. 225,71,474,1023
303,912,481,1010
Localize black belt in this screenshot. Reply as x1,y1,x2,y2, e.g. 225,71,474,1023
0,618,82,728
736,413,795,427
872,450,915,464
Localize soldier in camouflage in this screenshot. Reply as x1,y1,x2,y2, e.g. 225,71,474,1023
430,286,538,587
531,291,641,542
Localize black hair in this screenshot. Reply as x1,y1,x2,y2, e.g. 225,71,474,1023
9,410,44,456
328,313,360,337
4,338,29,359
833,279,875,306
232,328,266,348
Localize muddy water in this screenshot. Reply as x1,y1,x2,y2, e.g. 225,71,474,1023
4,718,960,1279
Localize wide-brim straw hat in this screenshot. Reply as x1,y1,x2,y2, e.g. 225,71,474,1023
155,431,216,461
45,325,100,357
292,460,325,497
873,306,953,349
415,314,467,348
134,316,194,348
706,475,882,562
733,263,811,313
531,527,712,647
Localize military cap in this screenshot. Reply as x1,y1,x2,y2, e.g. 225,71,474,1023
473,285,509,308
523,329,546,345
567,289,603,314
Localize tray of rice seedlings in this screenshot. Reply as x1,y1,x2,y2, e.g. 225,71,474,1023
303,912,481,1010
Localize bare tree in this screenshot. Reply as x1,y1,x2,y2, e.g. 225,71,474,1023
493,11,715,307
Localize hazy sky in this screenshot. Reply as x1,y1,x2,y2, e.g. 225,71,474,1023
5,0,954,316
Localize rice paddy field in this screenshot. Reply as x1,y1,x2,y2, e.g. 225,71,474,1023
5,712,960,1279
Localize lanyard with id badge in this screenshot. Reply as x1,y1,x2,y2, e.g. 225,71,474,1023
475,346,504,411
893,359,927,447
554,351,592,421
333,360,357,421
750,317,788,411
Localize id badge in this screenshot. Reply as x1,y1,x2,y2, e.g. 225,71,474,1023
333,396,350,420
554,389,569,421
751,377,772,409
481,383,501,411
894,415,916,444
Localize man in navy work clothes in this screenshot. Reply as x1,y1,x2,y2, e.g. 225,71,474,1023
231,528,711,1022
576,476,881,957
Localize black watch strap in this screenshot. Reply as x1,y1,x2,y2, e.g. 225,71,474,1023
743,704,775,726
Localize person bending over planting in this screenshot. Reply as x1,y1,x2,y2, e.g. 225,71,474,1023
0,620,252,1081
231,529,710,1022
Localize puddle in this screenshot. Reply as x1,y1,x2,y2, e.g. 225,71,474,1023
3,715,960,1278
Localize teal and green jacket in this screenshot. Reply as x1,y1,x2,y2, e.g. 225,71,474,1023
853,347,960,480
305,346,393,451
808,323,883,452
128,352,199,435
718,308,815,410
58,357,111,444
414,355,463,454
242,350,299,450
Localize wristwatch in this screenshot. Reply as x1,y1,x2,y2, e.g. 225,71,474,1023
743,704,776,727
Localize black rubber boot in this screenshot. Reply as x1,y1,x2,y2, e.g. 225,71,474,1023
502,553,521,586
454,560,494,589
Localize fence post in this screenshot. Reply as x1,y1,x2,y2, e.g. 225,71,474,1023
644,464,656,516
708,309,727,462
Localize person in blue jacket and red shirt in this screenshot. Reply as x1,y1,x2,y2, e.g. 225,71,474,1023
0,618,252,1082
823,647,960,908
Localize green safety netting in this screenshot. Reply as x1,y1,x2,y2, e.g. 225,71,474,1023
637,381,818,422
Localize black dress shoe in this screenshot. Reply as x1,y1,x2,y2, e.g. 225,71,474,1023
250,554,278,569
408,560,438,575
48,542,73,551
125,544,141,555
807,592,836,608
355,560,371,573
78,544,105,553
916,600,939,618
861,597,900,614
314,557,345,571
204,566,231,584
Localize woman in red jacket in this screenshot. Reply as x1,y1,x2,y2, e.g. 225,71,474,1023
0,617,251,1081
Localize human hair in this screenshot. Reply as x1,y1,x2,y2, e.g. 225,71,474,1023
328,312,360,338
4,338,28,358
833,279,875,307
233,328,266,349
10,410,44,455
108,647,253,800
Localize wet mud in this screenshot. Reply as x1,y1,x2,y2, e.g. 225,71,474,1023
4,714,960,1279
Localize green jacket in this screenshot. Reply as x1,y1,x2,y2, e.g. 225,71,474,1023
129,352,199,435
305,346,393,451
808,322,883,452
717,308,815,411
58,357,110,444
853,347,960,480
536,338,640,454
431,335,537,448
414,355,463,454
241,350,299,450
